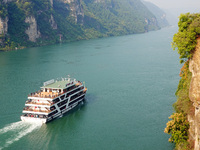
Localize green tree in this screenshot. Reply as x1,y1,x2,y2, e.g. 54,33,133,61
164,113,189,146
172,13,200,63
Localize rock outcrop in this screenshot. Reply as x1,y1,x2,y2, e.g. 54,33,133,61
65,0,84,24
25,16,41,42
49,15,57,29
189,37,200,104
189,37,200,150
0,17,8,34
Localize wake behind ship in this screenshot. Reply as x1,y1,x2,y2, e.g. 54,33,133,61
21,77,87,123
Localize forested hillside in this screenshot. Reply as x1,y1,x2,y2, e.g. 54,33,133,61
0,0,164,50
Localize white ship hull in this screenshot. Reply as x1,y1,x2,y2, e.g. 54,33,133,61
21,116,47,124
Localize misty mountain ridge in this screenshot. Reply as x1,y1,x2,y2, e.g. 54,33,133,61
142,0,169,27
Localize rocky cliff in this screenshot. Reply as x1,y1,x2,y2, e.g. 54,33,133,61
165,13,200,149
189,37,200,150
64,0,84,24
0,0,166,50
25,16,41,42
0,17,8,34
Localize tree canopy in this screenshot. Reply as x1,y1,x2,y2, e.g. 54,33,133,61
172,13,200,63
164,113,189,147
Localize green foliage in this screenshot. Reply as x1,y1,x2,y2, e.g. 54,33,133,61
7,2,29,46
165,13,200,149
0,0,161,50
172,13,200,63
173,62,193,115
164,113,190,148
53,0,86,42
81,0,159,36
0,1,8,19
165,61,192,149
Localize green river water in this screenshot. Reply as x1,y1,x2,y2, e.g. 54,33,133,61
0,26,180,150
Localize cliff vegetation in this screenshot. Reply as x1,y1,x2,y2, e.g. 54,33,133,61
172,13,200,64
165,13,200,150
0,0,168,50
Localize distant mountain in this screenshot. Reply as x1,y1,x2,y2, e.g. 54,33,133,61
142,0,169,27
0,0,161,50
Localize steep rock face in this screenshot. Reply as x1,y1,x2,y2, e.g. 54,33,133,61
189,37,200,150
25,16,41,42
0,17,8,34
49,15,57,29
189,37,200,104
64,0,84,24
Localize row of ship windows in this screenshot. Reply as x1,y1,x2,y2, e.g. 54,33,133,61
50,106,56,110
58,95,85,112
48,110,58,117
48,96,85,117
63,85,76,93
58,99,68,107
23,114,47,118
52,88,83,104
70,91,84,101
60,105,66,111
50,99,68,111
69,95,85,106
52,93,83,110
66,87,83,97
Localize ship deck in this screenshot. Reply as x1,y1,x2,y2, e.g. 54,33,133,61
41,80,73,89
28,91,62,99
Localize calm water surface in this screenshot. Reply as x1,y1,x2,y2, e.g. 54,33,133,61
0,27,180,150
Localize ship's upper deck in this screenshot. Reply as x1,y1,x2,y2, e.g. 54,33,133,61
41,78,77,90
28,77,84,100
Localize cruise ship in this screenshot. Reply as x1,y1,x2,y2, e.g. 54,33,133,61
21,76,87,123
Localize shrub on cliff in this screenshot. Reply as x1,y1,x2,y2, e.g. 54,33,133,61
164,113,189,148
164,13,200,149
173,61,192,115
172,13,200,63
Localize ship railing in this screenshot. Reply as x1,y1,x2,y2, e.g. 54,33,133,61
23,107,52,113
28,91,63,99
28,86,80,99
25,101,52,106
27,80,82,99
22,113,47,118
26,100,53,106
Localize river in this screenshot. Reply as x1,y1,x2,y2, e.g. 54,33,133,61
0,26,179,150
